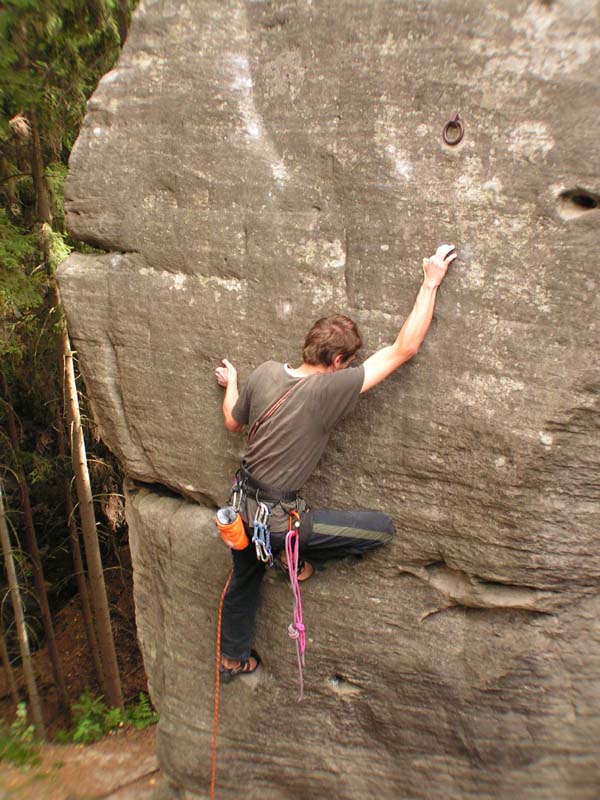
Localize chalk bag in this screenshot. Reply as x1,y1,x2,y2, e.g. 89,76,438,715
216,506,249,550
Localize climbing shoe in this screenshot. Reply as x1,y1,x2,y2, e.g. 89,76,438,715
220,650,261,683
277,554,314,582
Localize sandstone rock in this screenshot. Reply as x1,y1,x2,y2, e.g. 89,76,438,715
57,1,600,797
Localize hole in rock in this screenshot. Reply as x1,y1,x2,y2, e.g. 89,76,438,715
558,188,600,220
574,194,596,208
329,674,362,696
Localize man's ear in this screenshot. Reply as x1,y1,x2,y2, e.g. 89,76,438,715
331,353,345,371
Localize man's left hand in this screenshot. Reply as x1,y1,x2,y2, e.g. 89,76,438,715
215,358,237,388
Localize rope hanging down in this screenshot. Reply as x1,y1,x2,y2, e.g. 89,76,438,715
285,511,306,701
210,569,232,800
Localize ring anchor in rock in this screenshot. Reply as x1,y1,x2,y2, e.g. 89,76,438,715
443,112,464,145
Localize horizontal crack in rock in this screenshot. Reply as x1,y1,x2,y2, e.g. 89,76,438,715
126,477,218,509
398,561,560,617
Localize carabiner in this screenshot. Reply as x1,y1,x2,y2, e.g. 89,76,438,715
288,510,301,531
231,486,242,512
252,502,273,564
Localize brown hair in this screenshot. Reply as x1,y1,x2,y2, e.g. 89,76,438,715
302,315,362,367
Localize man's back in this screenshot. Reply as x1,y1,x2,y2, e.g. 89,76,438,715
233,360,364,530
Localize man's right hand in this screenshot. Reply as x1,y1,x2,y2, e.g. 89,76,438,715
215,358,237,388
361,242,458,393
422,244,457,289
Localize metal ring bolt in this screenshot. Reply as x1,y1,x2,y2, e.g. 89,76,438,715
443,113,464,146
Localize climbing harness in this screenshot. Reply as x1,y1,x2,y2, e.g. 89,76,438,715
236,462,300,506
285,510,306,701
443,112,464,146
218,464,300,565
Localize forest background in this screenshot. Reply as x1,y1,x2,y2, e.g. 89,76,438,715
0,0,155,753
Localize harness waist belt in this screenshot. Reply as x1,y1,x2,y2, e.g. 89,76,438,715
239,464,299,505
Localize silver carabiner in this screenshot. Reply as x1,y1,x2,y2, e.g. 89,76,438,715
259,502,270,526
255,541,267,562
252,518,267,562
257,539,270,563
253,523,265,561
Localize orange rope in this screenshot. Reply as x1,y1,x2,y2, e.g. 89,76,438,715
210,568,233,800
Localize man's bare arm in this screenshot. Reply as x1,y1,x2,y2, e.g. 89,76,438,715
361,244,457,393
215,359,244,431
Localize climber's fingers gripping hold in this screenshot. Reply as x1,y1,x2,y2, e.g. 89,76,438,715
215,358,237,388
422,243,458,289
215,368,228,387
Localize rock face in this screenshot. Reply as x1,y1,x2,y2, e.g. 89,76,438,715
57,1,600,798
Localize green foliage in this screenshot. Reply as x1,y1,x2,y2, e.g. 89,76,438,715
45,223,71,273
0,1,123,155
45,163,68,227
54,692,109,744
72,692,111,744
0,702,41,766
124,692,159,730
55,692,158,745
0,210,44,323
28,451,55,485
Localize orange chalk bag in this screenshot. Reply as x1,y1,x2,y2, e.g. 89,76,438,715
215,505,249,550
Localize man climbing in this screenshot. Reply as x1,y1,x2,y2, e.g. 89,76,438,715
215,243,457,681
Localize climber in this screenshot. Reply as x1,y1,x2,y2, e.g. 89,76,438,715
215,243,458,681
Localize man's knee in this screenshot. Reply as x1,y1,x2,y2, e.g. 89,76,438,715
300,508,394,553
357,510,392,555
380,514,394,545
368,511,394,538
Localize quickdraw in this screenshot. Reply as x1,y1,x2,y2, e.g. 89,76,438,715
252,500,273,564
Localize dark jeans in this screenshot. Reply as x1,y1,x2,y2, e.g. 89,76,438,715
220,508,394,660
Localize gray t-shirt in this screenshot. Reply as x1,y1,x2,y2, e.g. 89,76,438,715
232,361,364,531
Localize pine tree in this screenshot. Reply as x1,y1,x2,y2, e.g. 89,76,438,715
1,374,71,719
0,481,45,739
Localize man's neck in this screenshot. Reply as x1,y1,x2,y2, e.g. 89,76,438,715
287,362,329,377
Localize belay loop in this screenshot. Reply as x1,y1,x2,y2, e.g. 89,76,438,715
285,510,306,701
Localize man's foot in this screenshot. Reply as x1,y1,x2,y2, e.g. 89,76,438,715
220,650,261,683
278,554,314,581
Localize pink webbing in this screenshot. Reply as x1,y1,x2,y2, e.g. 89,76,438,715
285,527,306,701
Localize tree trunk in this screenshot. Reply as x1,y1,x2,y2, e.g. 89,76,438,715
61,325,124,710
0,157,19,214
0,483,46,738
0,626,19,707
54,406,106,692
116,0,131,46
0,378,71,720
28,112,52,225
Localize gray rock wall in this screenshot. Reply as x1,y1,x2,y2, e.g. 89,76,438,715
57,1,600,798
